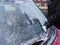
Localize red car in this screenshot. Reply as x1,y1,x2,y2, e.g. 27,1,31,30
52,29,60,45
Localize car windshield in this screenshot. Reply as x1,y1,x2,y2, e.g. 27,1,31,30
0,0,48,45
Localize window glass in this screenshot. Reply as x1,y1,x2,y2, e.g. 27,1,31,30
0,1,48,45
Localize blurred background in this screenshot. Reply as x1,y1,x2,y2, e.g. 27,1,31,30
33,0,48,15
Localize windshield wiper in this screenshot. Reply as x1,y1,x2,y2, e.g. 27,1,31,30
32,40,43,45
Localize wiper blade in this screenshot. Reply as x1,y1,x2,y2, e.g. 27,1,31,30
32,40,43,45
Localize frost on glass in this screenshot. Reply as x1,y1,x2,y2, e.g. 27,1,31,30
0,1,46,45
0,6,38,45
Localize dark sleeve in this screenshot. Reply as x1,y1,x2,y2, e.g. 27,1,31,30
50,0,60,28
46,0,60,28
51,0,60,23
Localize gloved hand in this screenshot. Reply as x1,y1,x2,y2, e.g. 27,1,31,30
44,15,56,29
44,21,52,29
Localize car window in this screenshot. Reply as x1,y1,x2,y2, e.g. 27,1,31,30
0,1,48,45
18,0,48,26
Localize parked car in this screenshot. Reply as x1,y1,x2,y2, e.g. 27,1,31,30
0,0,60,45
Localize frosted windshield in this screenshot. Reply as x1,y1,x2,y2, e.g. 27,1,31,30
0,1,47,45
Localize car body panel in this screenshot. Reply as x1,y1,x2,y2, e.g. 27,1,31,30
52,29,60,45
